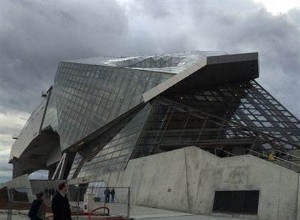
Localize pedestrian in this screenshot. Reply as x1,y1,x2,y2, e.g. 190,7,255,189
110,188,115,203
268,152,275,161
28,191,46,220
51,182,72,220
104,187,110,203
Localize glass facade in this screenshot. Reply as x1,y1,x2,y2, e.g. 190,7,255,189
9,99,47,160
54,62,172,150
67,78,300,174
68,51,224,74
165,80,300,145
67,153,83,179
132,80,300,158
41,89,59,132
10,51,300,180
68,104,151,179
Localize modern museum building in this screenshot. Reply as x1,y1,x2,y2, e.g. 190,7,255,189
5,51,300,220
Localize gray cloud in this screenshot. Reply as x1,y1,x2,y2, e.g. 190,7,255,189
0,0,131,182
1,0,300,115
1,0,300,182
0,0,129,113
129,0,300,117
0,150,12,182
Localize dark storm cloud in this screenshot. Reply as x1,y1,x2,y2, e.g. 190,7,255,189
129,0,300,117
1,0,300,116
0,0,129,113
187,4,300,117
1,0,300,183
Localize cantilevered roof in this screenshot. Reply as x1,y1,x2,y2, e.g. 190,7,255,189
66,51,226,74
143,52,259,102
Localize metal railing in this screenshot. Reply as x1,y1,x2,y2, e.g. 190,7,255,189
214,148,235,157
213,146,300,172
245,148,300,170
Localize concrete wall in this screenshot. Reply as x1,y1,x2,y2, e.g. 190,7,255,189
1,174,31,189
70,146,300,220
0,174,34,202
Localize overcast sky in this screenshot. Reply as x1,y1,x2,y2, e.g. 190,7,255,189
1,0,300,183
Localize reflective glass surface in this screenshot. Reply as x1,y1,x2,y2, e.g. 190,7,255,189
132,80,300,158
68,104,151,179
68,153,83,179
10,51,300,181
54,62,172,150
165,80,300,145
67,51,224,74
9,99,47,160
41,89,59,132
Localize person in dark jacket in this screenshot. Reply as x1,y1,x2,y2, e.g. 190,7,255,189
104,187,110,203
110,188,115,203
51,182,72,220
28,191,46,220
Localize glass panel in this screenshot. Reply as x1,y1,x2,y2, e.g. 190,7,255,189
76,104,151,178
54,62,172,150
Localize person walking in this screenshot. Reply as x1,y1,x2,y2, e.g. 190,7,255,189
104,187,110,203
110,188,115,203
51,182,72,220
28,192,46,220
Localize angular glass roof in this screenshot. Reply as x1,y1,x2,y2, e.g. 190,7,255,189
67,51,225,74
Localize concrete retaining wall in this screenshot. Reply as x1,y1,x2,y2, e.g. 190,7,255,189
71,146,300,220
0,174,34,202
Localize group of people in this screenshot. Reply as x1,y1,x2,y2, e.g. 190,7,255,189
29,183,117,220
28,182,72,220
104,187,115,203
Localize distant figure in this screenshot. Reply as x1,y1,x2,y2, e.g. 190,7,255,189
28,191,46,220
104,187,110,203
110,188,115,203
268,152,275,161
218,148,226,158
44,188,49,198
51,188,55,196
52,182,72,220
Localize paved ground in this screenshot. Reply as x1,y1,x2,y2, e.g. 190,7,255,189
91,203,254,220
139,215,255,220
0,204,255,220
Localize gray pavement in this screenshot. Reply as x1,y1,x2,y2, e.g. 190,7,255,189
0,204,255,220
127,205,254,220
139,217,252,220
